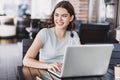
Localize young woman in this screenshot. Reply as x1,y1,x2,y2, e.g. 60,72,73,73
23,1,80,72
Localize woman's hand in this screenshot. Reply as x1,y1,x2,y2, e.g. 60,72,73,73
48,62,62,72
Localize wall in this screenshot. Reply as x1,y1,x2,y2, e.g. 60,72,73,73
0,0,31,17
69,0,101,23
31,0,52,19
69,0,89,23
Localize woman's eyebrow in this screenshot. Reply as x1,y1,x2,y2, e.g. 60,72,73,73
55,12,68,15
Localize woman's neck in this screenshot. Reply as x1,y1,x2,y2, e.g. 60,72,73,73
54,27,66,41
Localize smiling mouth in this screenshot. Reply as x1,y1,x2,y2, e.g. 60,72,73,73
56,22,64,26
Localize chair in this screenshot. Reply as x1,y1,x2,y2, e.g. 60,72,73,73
109,44,120,70
22,39,39,60
79,23,110,44
17,39,39,80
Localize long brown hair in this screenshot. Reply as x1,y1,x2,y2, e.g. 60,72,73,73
47,1,75,37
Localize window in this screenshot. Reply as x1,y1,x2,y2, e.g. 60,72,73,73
31,0,63,19
0,0,31,17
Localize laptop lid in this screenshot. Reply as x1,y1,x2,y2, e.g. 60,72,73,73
49,44,114,78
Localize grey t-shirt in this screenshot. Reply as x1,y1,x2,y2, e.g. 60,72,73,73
37,27,79,63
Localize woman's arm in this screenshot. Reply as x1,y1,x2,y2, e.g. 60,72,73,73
23,35,49,69
23,35,62,71
77,39,81,44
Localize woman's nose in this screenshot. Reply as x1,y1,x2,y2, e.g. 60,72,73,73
58,16,62,21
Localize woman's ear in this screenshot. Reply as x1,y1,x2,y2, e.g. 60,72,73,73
70,15,74,22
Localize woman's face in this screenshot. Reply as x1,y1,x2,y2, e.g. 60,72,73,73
54,7,73,30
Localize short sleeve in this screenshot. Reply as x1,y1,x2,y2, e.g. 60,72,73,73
72,31,80,44
36,28,48,45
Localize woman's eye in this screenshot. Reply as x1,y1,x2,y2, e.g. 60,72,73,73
55,14,59,17
62,15,67,17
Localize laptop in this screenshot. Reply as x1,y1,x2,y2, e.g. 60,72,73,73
48,44,114,78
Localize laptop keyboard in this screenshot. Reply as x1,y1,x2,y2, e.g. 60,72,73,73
54,71,61,75
48,69,61,76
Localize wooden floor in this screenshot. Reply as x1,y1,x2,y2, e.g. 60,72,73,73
0,42,22,80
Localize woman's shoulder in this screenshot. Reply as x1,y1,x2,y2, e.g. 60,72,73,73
40,27,53,32
67,31,78,35
37,28,48,36
37,28,53,36
71,31,79,38
38,28,49,34
40,28,48,32
72,31,78,34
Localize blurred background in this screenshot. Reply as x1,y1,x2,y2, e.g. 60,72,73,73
0,0,120,43
0,0,120,80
